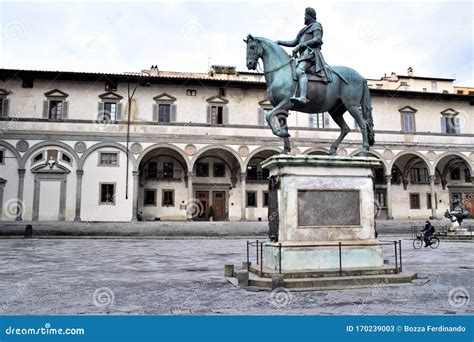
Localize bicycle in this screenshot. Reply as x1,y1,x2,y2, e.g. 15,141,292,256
413,232,440,249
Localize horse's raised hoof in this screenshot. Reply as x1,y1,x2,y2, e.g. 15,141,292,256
329,151,337,156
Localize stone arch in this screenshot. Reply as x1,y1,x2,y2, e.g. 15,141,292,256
389,150,432,175
244,146,282,169
433,151,473,175
79,142,136,170
0,140,21,163
350,149,389,175
136,143,191,171
20,140,80,169
191,145,244,171
303,147,330,155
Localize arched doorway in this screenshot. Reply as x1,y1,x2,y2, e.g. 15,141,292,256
434,153,474,218
137,146,189,221
191,147,243,221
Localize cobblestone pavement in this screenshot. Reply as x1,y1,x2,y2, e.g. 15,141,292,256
0,236,472,315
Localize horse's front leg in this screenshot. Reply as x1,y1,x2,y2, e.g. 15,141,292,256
265,100,294,138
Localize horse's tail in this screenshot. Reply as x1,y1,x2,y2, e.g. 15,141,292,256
361,80,374,146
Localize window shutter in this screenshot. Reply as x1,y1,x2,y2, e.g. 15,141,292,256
153,103,159,122
1,98,9,117
454,116,460,134
207,105,211,124
116,103,123,121
258,108,264,126
62,101,68,119
440,117,446,133
309,113,314,127
171,104,177,122
223,106,229,125
323,112,330,128
42,100,49,118
98,102,104,121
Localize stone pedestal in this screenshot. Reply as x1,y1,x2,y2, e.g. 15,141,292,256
261,155,384,272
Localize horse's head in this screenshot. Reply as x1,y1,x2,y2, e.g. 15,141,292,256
243,34,262,70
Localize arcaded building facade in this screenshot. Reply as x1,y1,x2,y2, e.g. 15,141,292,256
0,66,473,222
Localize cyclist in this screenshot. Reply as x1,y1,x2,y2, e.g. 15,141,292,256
421,220,435,247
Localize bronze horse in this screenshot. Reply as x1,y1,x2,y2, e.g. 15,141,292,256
244,34,374,156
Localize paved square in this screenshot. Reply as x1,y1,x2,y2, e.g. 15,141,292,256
0,236,472,315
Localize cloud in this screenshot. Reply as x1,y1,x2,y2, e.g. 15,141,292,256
0,1,472,85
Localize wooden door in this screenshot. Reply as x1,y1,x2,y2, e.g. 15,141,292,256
212,191,226,221
195,191,209,220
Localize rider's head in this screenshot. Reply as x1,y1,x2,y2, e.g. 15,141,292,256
305,7,316,25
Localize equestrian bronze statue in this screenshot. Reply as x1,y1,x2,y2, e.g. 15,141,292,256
244,7,374,156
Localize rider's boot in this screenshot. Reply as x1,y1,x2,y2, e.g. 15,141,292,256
290,75,309,104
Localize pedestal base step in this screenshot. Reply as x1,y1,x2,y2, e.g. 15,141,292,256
248,271,417,290
249,265,399,279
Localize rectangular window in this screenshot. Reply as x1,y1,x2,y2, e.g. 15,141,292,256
410,168,420,183
263,191,269,207
49,100,63,119
443,116,457,134
148,162,157,178
262,108,271,127
409,193,420,209
213,163,225,177
375,191,386,207
158,104,171,122
246,191,257,207
144,189,156,206
186,89,196,96
162,190,174,206
103,102,117,121
427,193,438,209
0,150,4,164
99,152,118,166
310,113,325,128
0,99,3,115
219,87,226,97
401,113,415,133
211,106,224,124
100,183,115,205
431,80,437,91
196,163,209,177
247,165,258,181
163,162,174,179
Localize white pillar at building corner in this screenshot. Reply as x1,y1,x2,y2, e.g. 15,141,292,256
187,172,194,221
15,168,25,221
384,175,393,220
74,169,83,221
241,172,247,221
429,175,437,219
131,171,139,222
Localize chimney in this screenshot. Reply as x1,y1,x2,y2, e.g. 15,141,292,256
149,65,159,76
390,72,398,81
407,66,413,77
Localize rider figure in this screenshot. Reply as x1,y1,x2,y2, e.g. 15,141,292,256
276,7,332,104
421,220,435,247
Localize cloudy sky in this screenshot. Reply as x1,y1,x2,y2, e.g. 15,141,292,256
0,0,472,85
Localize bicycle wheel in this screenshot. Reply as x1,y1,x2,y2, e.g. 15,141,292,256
430,237,440,249
413,239,423,249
